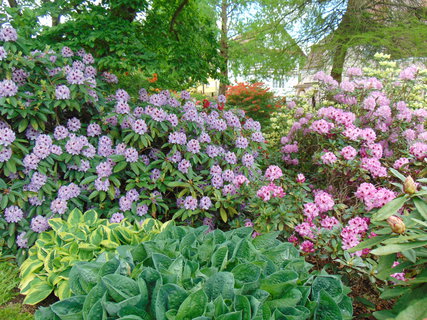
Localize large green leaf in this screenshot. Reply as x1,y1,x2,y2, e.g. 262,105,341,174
50,295,85,320
311,276,343,301
232,263,261,287
371,241,427,255
102,274,140,303
372,196,408,221
175,289,207,320
260,271,299,298
211,246,228,270
314,290,343,320
69,262,102,295
83,283,107,320
23,278,54,305
204,272,235,300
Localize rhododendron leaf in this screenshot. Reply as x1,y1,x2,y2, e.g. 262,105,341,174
389,168,407,182
347,235,389,253
220,208,228,223
413,197,427,220
18,118,29,133
371,241,427,255
411,218,427,227
372,196,408,221
401,249,417,263
81,175,98,185
114,161,128,173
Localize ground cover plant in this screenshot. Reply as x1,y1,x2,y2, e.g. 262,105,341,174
0,261,33,320
18,209,170,305
36,225,353,320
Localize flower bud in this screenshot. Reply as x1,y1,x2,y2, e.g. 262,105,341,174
403,176,417,194
387,215,406,234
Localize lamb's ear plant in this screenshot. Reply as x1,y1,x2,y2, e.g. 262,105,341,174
36,226,353,320
19,208,171,305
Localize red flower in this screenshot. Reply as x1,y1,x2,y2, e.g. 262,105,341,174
218,103,225,110
203,99,210,109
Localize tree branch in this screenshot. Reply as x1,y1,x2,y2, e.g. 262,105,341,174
169,0,190,36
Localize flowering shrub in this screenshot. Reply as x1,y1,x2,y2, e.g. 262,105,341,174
0,28,110,134
277,56,426,202
226,82,284,127
36,225,353,320
347,177,427,319
0,24,266,260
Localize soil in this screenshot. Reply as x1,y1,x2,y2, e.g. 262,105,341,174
2,289,59,314
348,276,395,320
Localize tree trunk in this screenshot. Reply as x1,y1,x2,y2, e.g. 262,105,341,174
52,15,61,26
329,0,363,81
330,43,347,82
219,0,228,95
7,0,18,8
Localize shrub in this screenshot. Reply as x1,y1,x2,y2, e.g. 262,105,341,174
36,225,353,320
277,57,427,199
348,177,427,320
0,24,266,259
226,82,283,127
18,208,169,304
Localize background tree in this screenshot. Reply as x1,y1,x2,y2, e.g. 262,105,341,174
213,0,307,94
288,0,427,81
1,0,222,90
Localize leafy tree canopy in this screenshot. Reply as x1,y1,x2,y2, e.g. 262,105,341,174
1,0,223,90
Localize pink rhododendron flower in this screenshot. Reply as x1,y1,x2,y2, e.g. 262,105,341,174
264,165,283,181
300,240,315,253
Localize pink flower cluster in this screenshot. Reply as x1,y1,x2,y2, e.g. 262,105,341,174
355,183,396,211
341,216,370,252
257,183,285,201
264,165,283,181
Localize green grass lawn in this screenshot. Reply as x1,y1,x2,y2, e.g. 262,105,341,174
0,261,34,319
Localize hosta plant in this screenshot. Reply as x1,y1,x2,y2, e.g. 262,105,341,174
36,225,353,320
19,208,170,305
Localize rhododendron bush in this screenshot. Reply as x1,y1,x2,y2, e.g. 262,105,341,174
240,57,427,293
0,24,267,261
278,57,426,195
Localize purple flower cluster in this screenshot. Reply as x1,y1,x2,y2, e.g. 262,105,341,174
4,206,24,223
55,85,71,100
0,79,18,97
